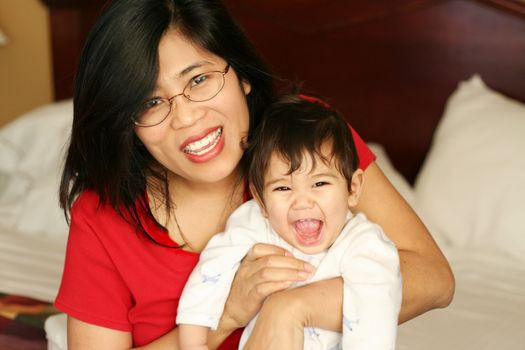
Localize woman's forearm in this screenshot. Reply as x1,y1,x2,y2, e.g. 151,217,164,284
397,249,454,323
134,328,179,350
285,278,343,331
139,315,236,350
291,248,454,328
207,313,238,350
355,162,455,323
273,245,455,332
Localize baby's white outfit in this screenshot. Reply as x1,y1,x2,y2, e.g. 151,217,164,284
177,200,402,349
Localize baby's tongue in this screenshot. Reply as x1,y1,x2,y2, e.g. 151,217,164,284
294,219,322,237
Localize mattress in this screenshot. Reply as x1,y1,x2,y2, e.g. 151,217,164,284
396,246,525,350
0,231,66,303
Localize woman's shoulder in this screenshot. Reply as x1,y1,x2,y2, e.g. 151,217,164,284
68,190,142,245
71,190,106,214
70,190,125,224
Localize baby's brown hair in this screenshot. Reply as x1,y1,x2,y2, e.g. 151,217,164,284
247,94,359,204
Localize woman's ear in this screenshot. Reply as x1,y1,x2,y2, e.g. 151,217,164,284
249,184,268,217
242,79,252,95
347,169,364,208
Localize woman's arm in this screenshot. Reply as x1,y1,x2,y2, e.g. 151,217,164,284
68,316,182,350
245,162,455,349
68,317,133,350
355,162,455,321
68,312,243,350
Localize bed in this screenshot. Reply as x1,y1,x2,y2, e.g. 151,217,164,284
1,0,524,349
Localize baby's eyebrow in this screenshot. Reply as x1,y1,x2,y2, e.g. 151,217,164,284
311,172,338,179
264,177,288,188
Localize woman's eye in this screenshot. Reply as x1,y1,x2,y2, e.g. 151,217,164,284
144,98,164,110
273,186,290,192
190,73,208,87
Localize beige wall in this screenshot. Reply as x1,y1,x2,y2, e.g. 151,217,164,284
0,0,53,127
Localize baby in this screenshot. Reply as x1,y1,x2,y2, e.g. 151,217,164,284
177,94,402,349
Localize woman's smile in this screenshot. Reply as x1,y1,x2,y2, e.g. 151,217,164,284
180,126,225,163
181,126,222,154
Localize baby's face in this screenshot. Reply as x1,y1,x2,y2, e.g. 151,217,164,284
260,148,351,254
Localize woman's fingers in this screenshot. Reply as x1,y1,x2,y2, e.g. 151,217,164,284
244,243,291,261
245,244,315,277
250,280,294,300
249,258,314,283
223,243,315,329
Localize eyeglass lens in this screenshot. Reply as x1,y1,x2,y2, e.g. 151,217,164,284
134,66,228,127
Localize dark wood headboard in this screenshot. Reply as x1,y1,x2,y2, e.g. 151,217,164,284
42,0,525,182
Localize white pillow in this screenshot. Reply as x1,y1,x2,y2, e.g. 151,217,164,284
0,99,73,240
367,143,417,209
367,143,450,249
414,75,525,261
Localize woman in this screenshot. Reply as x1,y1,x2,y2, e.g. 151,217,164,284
56,0,454,349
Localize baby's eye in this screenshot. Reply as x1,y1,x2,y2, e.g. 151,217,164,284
313,181,329,187
144,98,165,110
273,186,291,192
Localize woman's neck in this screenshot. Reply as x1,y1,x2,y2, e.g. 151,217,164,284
160,167,245,252
167,166,244,203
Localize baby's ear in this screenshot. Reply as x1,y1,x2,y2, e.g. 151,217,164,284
249,184,268,217
347,169,364,208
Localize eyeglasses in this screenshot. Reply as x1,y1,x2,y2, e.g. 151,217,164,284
134,64,230,127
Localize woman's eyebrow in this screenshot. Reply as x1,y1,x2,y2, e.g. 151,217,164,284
178,61,213,77
153,61,214,92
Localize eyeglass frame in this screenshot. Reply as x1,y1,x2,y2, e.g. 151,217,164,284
134,63,231,127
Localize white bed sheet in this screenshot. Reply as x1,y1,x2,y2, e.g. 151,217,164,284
396,246,525,350
0,231,66,303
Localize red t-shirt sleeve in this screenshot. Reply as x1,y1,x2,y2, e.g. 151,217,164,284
54,193,133,331
349,124,376,170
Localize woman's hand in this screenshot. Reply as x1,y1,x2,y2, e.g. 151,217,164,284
219,243,314,331
242,288,306,350
243,278,344,350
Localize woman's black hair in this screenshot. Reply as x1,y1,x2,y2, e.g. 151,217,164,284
59,0,275,234
248,95,359,205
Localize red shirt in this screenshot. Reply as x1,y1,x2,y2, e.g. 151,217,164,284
54,126,375,348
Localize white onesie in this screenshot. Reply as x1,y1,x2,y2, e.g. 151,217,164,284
177,200,402,349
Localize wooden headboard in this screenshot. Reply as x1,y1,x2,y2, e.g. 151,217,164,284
42,0,525,182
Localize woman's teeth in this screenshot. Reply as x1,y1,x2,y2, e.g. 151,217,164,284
183,128,222,155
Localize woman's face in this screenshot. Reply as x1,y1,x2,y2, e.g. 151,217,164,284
135,29,251,186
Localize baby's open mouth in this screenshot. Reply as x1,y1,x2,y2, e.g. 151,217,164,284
294,219,323,245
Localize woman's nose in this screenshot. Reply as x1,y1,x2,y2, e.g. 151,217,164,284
169,97,205,129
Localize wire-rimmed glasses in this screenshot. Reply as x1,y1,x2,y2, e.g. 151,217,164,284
134,64,230,127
